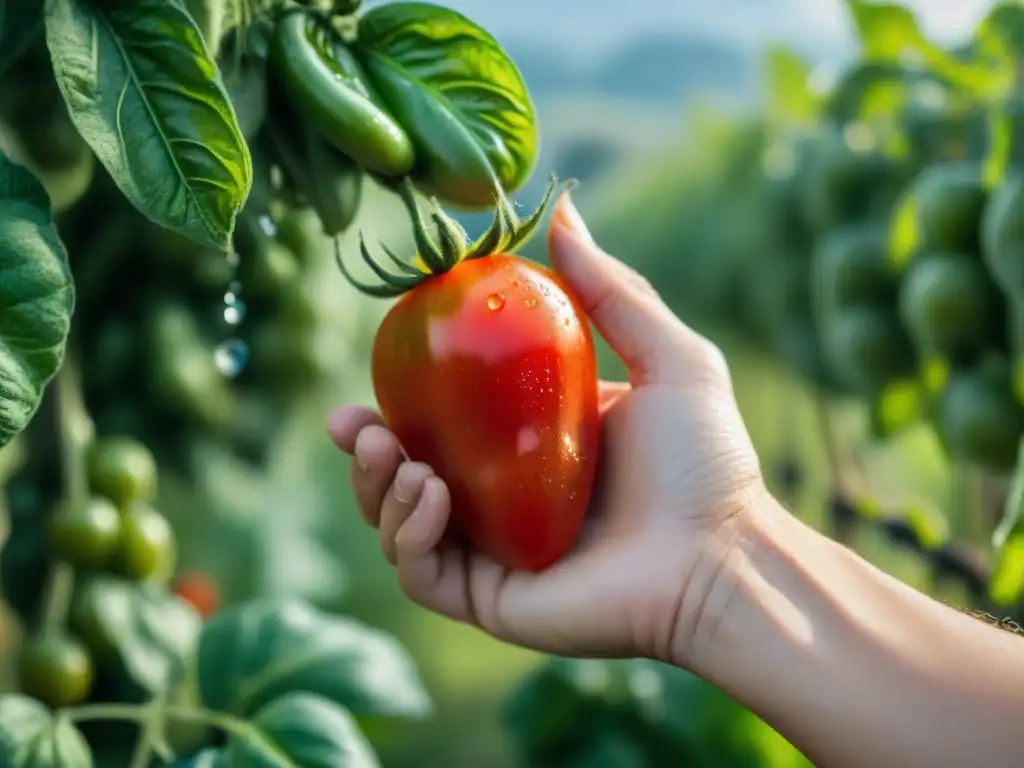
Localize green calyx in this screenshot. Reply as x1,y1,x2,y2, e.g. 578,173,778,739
334,175,575,298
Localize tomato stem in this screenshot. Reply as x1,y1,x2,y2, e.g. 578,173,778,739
39,358,92,638
334,173,575,299
62,700,289,763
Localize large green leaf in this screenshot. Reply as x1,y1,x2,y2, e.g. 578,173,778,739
0,151,73,449
44,0,252,252
195,599,432,720
844,0,1011,99
0,695,93,767
68,576,202,698
222,693,381,768
355,1,537,207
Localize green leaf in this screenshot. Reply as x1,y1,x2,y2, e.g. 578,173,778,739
983,103,1015,191
888,188,919,269
44,0,252,252
0,150,74,449
169,748,225,767
763,46,818,129
355,1,538,206
222,693,381,768
196,599,432,720
0,694,94,767
184,0,226,54
844,0,925,62
989,532,1024,606
845,0,1012,99
869,379,922,439
993,435,1024,553
68,576,202,698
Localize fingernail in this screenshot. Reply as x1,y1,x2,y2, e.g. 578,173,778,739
353,436,371,471
394,471,420,504
555,192,594,245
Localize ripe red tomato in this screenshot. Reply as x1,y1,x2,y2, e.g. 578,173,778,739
372,253,600,572
174,571,222,619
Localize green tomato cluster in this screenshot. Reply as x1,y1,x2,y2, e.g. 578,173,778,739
15,437,175,711
701,56,1024,475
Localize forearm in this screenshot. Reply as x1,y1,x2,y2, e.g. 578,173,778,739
689,496,1024,768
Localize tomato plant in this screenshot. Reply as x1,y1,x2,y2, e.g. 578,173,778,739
0,0,555,764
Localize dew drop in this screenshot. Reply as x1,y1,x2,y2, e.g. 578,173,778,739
228,279,242,294
486,293,505,311
524,297,538,309
258,213,278,237
223,297,247,326
214,339,250,378
226,251,240,268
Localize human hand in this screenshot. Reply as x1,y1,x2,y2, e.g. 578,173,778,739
327,194,767,666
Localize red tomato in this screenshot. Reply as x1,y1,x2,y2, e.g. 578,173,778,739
174,571,221,619
372,254,600,572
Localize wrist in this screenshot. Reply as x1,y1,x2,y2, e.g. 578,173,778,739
672,491,1024,768
669,490,818,674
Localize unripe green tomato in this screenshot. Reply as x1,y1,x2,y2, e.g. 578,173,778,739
18,634,95,709
48,497,123,570
112,503,177,584
269,12,415,177
68,580,117,665
87,436,158,508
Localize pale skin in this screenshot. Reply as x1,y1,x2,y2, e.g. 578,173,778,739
328,195,1024,768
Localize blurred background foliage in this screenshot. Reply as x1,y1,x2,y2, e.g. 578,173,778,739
5,0,1024,765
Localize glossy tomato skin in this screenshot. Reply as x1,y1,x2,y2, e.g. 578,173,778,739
372,254,600,572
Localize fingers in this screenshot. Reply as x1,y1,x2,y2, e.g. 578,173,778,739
598,381,630,414
548,193,723,386
326,405,384,453
350,426,403,528
380,462,435,565
381,472,478,627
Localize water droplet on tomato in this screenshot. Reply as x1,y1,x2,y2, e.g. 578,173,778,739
524,297,538,309
214,339,249,378
486,293,505,311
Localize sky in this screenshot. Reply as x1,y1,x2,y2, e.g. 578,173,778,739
415,0,997,64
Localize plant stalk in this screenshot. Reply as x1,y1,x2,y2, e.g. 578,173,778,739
39,357,92,637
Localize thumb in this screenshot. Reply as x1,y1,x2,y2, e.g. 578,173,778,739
548,193,708,385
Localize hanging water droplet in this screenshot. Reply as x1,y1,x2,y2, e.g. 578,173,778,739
223,297,247,326
486,293,505,311
228,279,242,294
258,213,278,237
214,339,249,378
524,297,538,309
226,251,240,268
